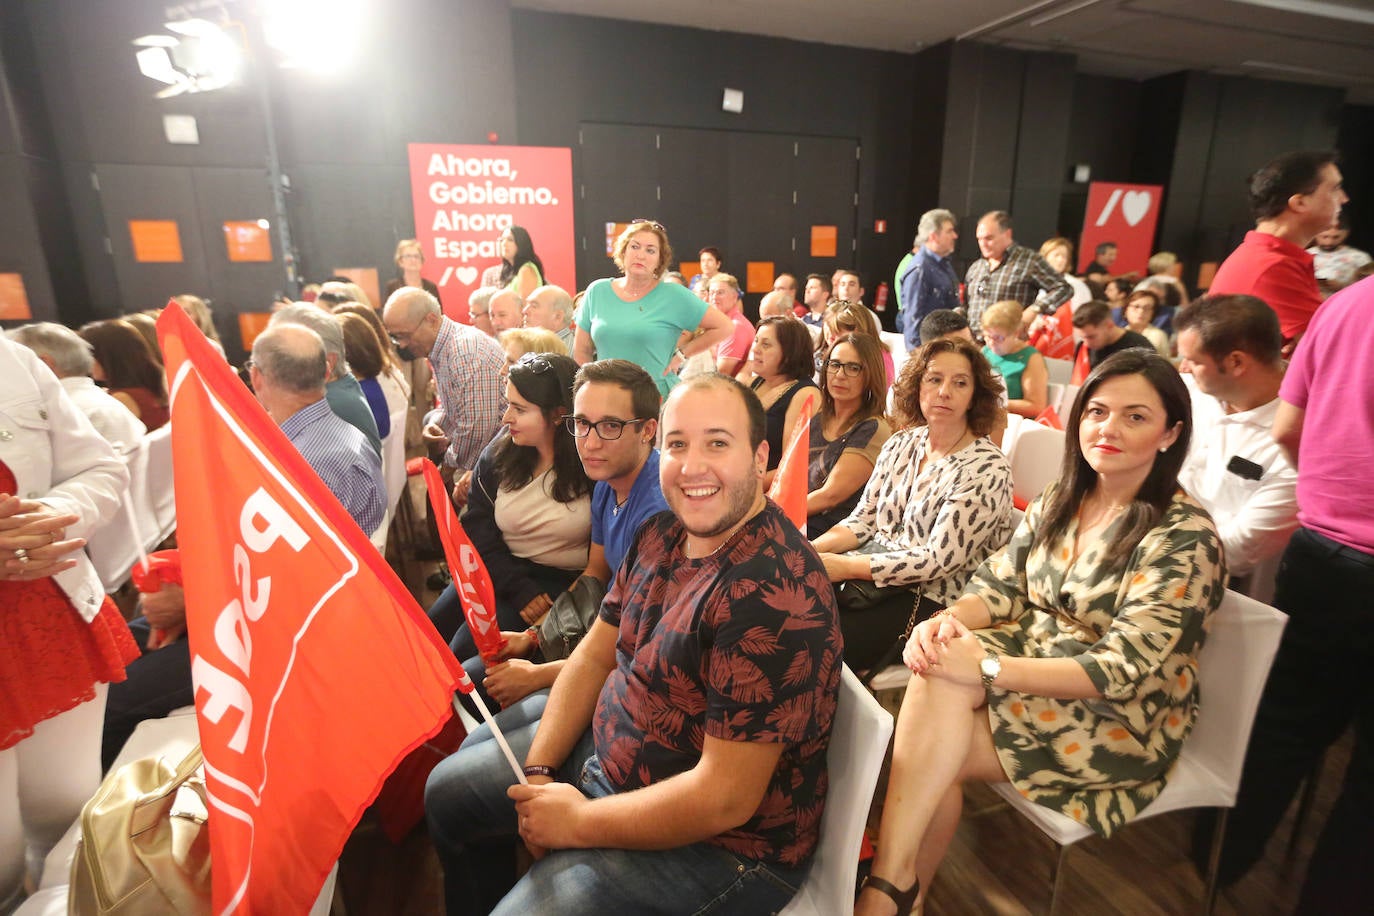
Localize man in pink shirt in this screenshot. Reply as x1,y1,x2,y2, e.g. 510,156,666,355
1208,150,1348,356
705,273,755,378
1204,275,1374,907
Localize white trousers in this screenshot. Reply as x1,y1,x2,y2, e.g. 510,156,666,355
0,684,107,908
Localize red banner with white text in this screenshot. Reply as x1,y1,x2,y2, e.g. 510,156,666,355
156,303,467,914
408,143,575,323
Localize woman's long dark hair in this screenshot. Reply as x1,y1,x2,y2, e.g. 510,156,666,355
1034,349,1192,567
818,333,888,428
493,353,590,504
499,225,545,288
79,319,166,397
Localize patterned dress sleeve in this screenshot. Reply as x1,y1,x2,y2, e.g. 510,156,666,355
965,490,1044,623
865,444,1012,589
1075,500,1225,704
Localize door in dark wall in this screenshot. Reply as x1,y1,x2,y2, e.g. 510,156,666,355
95,164,284,356
576,123,858,305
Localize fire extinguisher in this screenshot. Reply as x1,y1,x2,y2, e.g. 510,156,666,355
874,282,889,312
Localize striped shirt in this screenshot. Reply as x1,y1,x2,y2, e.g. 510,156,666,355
280,398,386,534
964,243,1073,338
429,316,507,471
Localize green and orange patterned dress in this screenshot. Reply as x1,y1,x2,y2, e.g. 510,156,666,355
967,485,1225,837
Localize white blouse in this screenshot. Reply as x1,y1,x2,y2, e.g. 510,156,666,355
840,426,1013,606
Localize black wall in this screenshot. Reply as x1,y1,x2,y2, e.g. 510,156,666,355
510,10,917,315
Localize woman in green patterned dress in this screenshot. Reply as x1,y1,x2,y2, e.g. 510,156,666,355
856,349,1225,915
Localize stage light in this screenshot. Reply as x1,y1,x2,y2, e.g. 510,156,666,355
261,0,367,70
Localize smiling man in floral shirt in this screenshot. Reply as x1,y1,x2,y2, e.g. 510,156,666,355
426,373,842,916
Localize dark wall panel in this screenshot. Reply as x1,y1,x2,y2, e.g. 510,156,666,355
0,156,58,323
513,10,912,302
1059,74,1141,245
1337,104,1374,251
1012,52,1075,246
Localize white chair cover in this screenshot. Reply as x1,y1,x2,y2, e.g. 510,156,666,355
1008,423,1064,508
780,665,894,915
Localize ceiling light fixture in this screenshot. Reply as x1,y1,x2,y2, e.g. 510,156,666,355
1229,0,1374,26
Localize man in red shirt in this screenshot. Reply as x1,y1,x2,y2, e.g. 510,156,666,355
1208,150,1348,355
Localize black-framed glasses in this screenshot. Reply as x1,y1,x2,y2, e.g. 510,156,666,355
821,358,864,378
565,416,650,440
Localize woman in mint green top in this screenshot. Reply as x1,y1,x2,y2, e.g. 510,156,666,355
573,221,732,396
980,299,1048,418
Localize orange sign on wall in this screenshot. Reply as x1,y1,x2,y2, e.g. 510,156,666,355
223,221,273,263
333,268,382,311
129,220,184,263
0,273,32,320
237,312,273,350
810,225,838,258
745,262,775,294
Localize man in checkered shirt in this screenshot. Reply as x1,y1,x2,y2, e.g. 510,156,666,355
964,210,1072,342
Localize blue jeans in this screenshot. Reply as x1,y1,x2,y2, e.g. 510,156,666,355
425,728,808,916
494,754,808,915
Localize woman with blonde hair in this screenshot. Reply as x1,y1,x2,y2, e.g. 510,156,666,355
980,299,1049,419
1037,237,1093,312
573,220,731,397
824,300,895,385
384,239,442,308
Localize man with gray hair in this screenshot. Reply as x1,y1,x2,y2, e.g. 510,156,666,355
488,289,524,335
383,287,506,475
8,321,146,454
469,286,499,338
522,285,576,349
269,303,381,454
250,323,384,534
896,208,962,351
758,290,793,320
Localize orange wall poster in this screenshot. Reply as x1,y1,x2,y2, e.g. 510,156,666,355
810,226,837,258
223,221,273,263
129,220,184,263
0,273,32,320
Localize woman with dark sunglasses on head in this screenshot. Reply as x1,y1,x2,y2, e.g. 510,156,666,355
429,353,593,664
806,333,893,538
573,220,732,397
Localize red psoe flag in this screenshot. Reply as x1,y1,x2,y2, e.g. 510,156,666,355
418,458,507,660
156,303,467,914
767,400,812,530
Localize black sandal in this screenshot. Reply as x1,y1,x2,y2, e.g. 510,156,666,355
861,874,920,914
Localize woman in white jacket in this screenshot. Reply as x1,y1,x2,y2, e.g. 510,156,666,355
0,336,137,909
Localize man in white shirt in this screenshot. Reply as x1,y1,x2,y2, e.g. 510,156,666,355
1174,294,1297,581
7,322,146,455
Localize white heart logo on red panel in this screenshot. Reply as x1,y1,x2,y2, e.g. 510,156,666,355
1122,190,1151,227
455,266,478,285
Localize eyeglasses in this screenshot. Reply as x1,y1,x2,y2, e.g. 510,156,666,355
821,359,864,378
515,352,555,373
565,416,650,440
632,218,665,231
387,317,426,345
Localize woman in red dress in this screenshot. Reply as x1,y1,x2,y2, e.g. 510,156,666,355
0,337,138,909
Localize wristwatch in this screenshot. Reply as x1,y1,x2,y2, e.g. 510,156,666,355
979,650,1002,691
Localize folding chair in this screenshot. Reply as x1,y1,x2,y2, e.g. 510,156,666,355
987,589,1288,914
780,665,894,915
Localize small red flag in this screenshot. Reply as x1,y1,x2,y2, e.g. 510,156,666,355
767,400,812,530
156,303,469,914
418,458,507,660
1029,302,1075,361
1071,340,1092,385
1035,405,1064,430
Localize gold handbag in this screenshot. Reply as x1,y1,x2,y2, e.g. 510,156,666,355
68,744,212,915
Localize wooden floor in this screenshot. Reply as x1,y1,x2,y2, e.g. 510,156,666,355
341,492,1351,914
